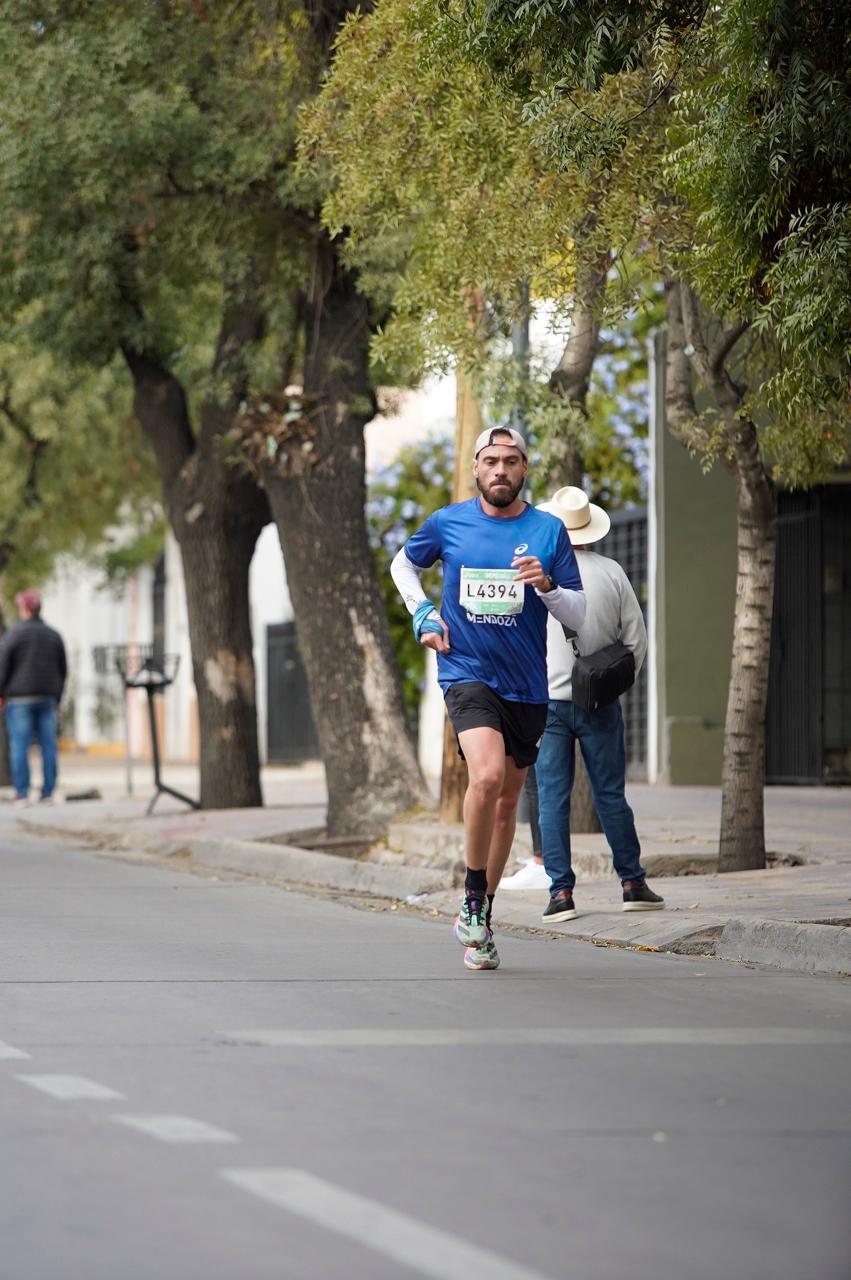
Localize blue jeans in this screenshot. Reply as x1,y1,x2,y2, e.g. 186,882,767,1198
5,698,58,799
536,699,645,895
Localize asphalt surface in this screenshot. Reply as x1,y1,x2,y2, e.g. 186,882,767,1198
1,834,850,1280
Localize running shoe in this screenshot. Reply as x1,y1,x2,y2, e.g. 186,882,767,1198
464,938,500,971
453,891,490,947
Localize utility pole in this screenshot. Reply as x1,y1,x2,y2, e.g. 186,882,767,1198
439,290,485,824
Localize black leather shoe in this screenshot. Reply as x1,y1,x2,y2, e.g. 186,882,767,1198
542,890,577,923
622,880,664,912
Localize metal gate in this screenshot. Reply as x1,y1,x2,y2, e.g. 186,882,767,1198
596,507,648,778
266,622,320,764
766,485,851,784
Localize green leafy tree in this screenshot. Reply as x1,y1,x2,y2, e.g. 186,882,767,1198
0,0,427,830
0,320,158,595
0,317,159,784
413,0,850,870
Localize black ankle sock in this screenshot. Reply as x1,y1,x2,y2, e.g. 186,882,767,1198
465,867,488,895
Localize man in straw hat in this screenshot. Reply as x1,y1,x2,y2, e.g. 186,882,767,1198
391,427,586,970
535,486,663,921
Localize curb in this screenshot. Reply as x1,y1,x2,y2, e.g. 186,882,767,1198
717,917,851,977
17,817,851,979
187,837,450,900
388,820,718,880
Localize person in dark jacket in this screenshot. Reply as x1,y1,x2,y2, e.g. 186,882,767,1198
0,589,67,806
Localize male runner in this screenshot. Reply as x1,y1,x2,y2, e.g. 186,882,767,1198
390,426,586,970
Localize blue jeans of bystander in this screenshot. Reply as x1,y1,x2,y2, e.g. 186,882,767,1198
536,699,645,895
5,698,58,800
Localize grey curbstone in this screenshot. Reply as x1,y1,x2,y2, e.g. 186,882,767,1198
717,917,851,977
387,820,718,880
188,837,450,899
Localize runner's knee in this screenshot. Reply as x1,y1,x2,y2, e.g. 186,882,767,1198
467,769,503,804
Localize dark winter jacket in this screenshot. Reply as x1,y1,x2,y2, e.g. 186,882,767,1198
0,618,67,701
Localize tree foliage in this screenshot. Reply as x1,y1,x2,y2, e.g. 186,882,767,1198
0,312,159,596
671,1,851,464
443,0,850,482
299,0,657,374
368,434,452,715
0,1,312,378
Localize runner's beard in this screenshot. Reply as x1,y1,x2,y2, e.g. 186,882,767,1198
477,475,524,508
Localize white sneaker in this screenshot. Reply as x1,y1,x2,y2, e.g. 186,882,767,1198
39,795,59,806
12,796,30,809
500,859,552,892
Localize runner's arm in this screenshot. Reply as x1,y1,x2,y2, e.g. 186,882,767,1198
390,548,431,617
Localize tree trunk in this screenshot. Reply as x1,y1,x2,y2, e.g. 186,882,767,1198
549,257,608,833
548,255,608,490
719,428,777,871
171,432,267,810
666,278,775,871
126,354,268,809
263,237,427,836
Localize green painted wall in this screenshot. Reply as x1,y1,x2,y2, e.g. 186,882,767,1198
651,331,738,783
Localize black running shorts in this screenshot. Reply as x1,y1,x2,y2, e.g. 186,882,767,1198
444,682,547,768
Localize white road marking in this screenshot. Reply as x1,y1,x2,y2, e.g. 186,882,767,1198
16,1074,124,1100
225,1026,851,1048
221,1167,552,1280
112,1114,239,1144
0,1040,29,1060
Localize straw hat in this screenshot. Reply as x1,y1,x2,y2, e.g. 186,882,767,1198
538,486,610,545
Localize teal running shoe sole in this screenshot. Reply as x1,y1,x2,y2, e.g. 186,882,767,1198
464,941,500,971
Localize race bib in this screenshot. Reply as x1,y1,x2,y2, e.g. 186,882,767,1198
460,567,525,615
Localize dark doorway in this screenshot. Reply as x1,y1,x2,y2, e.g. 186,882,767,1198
766,484,851,784
266,622,319,764
152,552,166,669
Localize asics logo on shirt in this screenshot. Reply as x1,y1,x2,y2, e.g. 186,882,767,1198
514,543,528,555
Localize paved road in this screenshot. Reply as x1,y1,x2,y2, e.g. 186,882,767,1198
2,835,849,1280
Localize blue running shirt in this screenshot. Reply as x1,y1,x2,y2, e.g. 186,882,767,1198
405,498,583,704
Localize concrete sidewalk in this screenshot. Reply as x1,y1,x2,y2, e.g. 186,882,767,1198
5,751,850,977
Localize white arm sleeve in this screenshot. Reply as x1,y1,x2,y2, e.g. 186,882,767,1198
391,547,431,617
535,585,586,631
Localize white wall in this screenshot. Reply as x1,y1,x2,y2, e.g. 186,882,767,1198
162,533,194,762
250,523,293,762
44,555,153,750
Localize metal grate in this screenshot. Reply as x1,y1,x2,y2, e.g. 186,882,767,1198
596,507,648,777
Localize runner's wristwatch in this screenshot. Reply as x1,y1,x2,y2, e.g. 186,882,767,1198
541,574,556,593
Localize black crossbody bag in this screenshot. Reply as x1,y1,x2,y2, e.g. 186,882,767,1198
562,626,635,713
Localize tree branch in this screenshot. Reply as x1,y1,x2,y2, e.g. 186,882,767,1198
709,319,749,372
120,346,196,497
679,282,746,419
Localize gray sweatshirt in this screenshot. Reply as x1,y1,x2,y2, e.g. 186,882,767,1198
547,550,647,702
